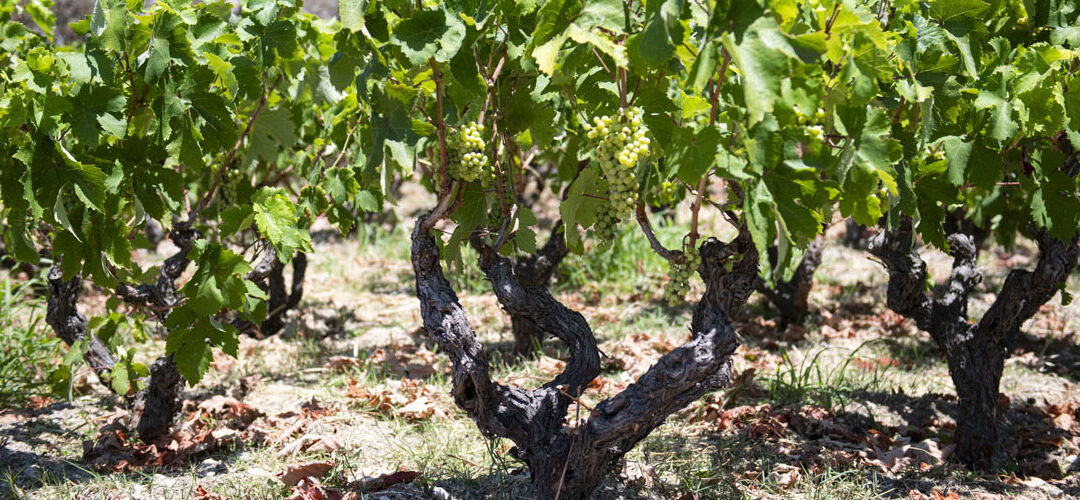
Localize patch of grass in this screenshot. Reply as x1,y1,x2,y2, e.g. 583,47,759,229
764,340,890,412
558,218,681,299
0,272,64,408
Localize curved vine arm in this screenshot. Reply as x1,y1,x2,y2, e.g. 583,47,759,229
45,267,117,387
557,231,757,492
413,213,760,499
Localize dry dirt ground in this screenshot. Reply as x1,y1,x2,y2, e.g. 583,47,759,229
2,180,1080,500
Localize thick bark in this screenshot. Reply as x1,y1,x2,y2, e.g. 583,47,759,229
45,266,117,386
508,223,569,356
844,218,871,249
116,225,199,441
134,355,182,441
237,250,307,337
756,235,825,325
411,216,757,499
870,215,1078,468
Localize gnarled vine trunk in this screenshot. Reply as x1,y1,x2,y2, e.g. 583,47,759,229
117,225,200,441
412,217,758,498
45,267,118,386
233,250,307,337
243,251,308,337
870,216,1078,468
756,235,824,325
508,223,569,356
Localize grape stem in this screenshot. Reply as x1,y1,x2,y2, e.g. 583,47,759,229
618,65,628,110
492,119,512,224
190,73,281,224
635,200,675,261
430,57,450,200
421,181,460,231
690,54,728,248
493,204,518,249
478,51,506,124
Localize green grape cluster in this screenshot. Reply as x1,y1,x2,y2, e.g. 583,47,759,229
584,106,651,243
656,180,679,206
593,201,620,251
664,244,701,306
219,168,244,206
446,121,491,184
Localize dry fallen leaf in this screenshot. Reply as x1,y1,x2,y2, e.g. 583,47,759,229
352,470,420,492
930,490,960,500
285,477,360,500
768,464,800,489
277,434,344,458
346,379,448,420
197,395,264,428
326,356,361,372
194,484,230,500
277,461,334,486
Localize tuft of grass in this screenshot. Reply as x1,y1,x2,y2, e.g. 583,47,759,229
763,340,889,412
0,272,64,408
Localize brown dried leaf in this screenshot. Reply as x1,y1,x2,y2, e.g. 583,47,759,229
325,356,361,372
353,470,420,492
194,484,231,500
277,434,344,458
277,461,334,486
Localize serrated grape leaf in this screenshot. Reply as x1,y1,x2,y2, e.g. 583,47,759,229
220,205,254,235
391,9,465,66
721,18,793,125
253,187,312,262
90,0,128,52
558,167,601,254
634,16,675,68
687,39,717,91
927,0,989,22
835,107,901,225
744,179,777,279
974,69,1018,143
56,143,107,212
938,136,971,186
669,125,720,184
339,0,367,32
355,190,380,212
70,87,127,144
251,107,296,161
143,37,170,82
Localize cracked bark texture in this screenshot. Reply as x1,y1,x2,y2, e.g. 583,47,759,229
45,266,118,386
117,225,199,441
756,235,825,325
508,223,569,356
412,217,757,499
233,250,307,337
870,215,1078,468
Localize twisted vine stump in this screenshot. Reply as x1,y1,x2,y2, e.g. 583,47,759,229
870,217,1078,468
246,251,307,337
508,223,569,356
117,225,200,441
756,235,824,326
412,217,758,498
45,267,118,386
